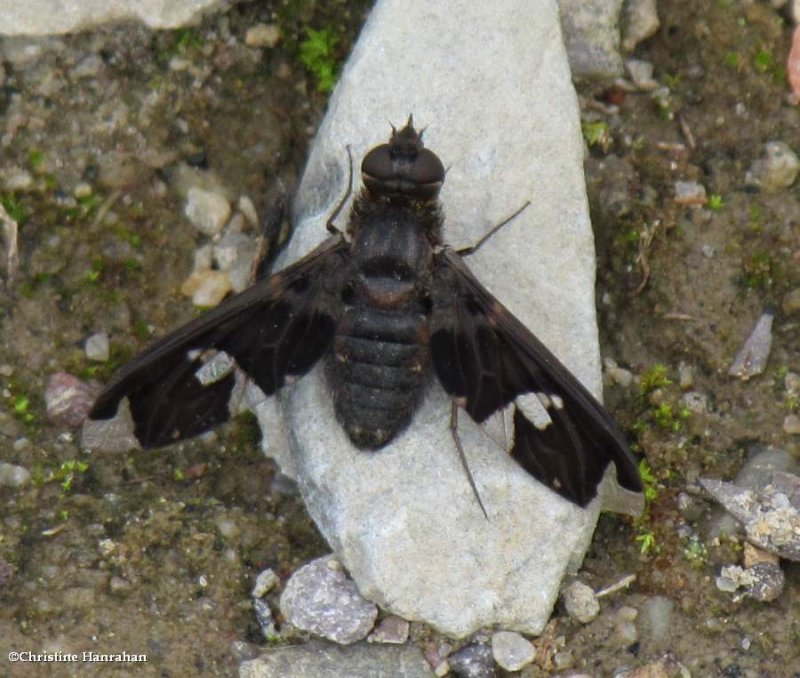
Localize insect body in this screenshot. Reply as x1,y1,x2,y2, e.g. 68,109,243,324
89,118,642,506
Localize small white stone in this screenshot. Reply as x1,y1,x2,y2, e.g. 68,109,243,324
237,195,259,226
562,581,599,624
625,59,659,90
85,332,110,362
185,187,231,236
0,462,31,488
181,269,232,307
784,414,800,435
729,312,774,380
674,180,707,206
245,23,281,49
252,568,279,598
745,141,800,192
491,630,536,671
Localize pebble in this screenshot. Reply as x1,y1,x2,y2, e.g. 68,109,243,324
700,471,800,561
781,287,800,314
745,141,800,192
728,311,773,380
616,653,691,678
625,58,660,90
491,630,536,671
674,180,707,206
368,615,410,644
45,372,97,427
245,23,281,49
680,391,707,414
562,580,599,624
213,228,258,293
790,25,800,100
239,642,434,678
2,167,33,191
621,0,660,53
678,361,694,389
447,642,494,678
279,555,378,644
640,596,674,650
84,332,110,362
0,461,31,487
784,414,800,435
253,598,278,638
252,568,278,598
184,187,231,236
786,372,800,396
604,357,634,388
108,575,132,597
716,562,785,602
180,269,232,307
237,195,259,226
614,617,639,647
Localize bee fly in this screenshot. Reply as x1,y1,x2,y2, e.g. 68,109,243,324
88,117,642,507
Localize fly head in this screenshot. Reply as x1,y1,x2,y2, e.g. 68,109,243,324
361,116,445,202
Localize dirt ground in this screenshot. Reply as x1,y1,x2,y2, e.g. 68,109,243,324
0,1,799,676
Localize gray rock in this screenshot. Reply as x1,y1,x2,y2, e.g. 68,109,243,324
368,615,410,645
621,0,660,53
256,0,638,639
562,580,600,623
700,473,800,561
239,641,435,678
45,372,97,427
0,462,31,488
280,555,378,644
0,0,226,36
244,24,281,49
85,332,110,362
559,0,624,80
447,643,495,678
783,287,800,315
251,568,278,598
639,596,674,652
716,562,785,602
252,598,277,639
184,187,231,236
728,311,773,380
745,141,800,192
490,631,536,671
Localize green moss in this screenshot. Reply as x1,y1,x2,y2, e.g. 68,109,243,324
742,250,774,290
640,363,671,394
1,193,28,225
582,120,612,152
298,27,341,93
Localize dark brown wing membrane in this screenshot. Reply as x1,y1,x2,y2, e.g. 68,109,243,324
89,237,349,447
430,247,641,506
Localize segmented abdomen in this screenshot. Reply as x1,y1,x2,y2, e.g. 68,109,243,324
331,305,429,449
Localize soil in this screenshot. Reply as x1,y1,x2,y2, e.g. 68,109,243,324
0,1,798,676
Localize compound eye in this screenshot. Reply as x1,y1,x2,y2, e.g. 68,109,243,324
410,148,445,186
361,144,393,182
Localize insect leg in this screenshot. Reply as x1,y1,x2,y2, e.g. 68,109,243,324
326,145,354,235
456,201,531,257
450,401,489,520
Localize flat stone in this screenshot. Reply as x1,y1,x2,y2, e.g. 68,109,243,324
559,0,624,80
0,0,226,35
256,0,636,638
240,642,435,678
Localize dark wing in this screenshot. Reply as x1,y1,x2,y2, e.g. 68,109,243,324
89,236,349,447
430,247,641,506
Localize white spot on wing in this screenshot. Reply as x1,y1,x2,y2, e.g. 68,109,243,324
516,392,553,430
194,350,236,386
